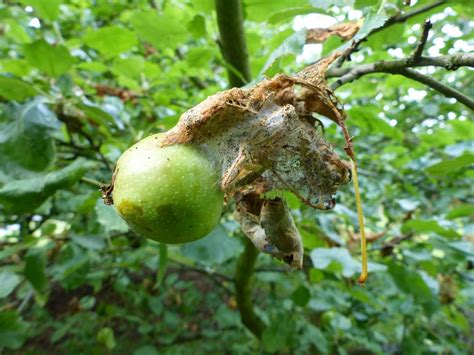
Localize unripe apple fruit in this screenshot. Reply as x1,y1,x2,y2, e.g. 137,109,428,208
112,134,224,244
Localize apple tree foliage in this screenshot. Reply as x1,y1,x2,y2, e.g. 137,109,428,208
0,0,473,353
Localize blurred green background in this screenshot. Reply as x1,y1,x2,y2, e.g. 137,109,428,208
0,0,473,353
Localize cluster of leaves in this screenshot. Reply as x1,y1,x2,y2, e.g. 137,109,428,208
0,0,472,353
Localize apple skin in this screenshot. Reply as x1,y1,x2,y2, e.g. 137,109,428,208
112,134,224,244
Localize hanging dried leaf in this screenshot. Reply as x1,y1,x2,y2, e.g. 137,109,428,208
306,20,362,44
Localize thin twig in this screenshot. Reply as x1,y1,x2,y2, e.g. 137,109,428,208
328,53,474,110
327,53,474,80
400,68,474,110
81,176,103,188
336,0,446,67
410,20,432,63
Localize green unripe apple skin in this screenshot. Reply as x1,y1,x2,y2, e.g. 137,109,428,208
113,134,224,244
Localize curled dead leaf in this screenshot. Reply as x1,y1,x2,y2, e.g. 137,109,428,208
306,20,362,44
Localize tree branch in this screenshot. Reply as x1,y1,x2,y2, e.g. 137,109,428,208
336,0,446,66
327,53,474,79
410,20,432,63
391,0,446,24
214,0,264,338
328,53,474,110
215,0,251,87
400,68,474,110
234,238,264,338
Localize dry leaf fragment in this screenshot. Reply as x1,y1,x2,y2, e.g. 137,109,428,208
306,20,362,44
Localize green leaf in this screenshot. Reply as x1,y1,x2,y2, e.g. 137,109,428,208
24,252,47,293
349,105,403,141
0,271,22,298
187,14,206,38
354,10,389,40
0,76,38,101
3,19,31,43
262,316,292,352
1,59,33,76
0,311,29,349
181,225,242,265
97,327,116,349
388,262,433,303
258,30,307,78
267,6,327,24
309,268,324,283
0,158,95,213
134,345,159,355
186,47,215,68
75,61,109,73
329,312,352,330
23,39,75,77
244,0,308,22
450,120,474,141
77,101,115,128
19,0,61,21
292,285,311,307
447,241,474,256
83,26,137,56
426,153,474,176
0,240,38,261
0,99,59,178
401,219,460,239
446,204,474,220
303,324,328,353
325,9,389,55
71,235,106,251
112,56,145,79
130,11,187,50
310,247,387,277
95,199,129,234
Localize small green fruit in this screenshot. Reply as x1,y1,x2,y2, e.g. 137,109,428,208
113,134,223,244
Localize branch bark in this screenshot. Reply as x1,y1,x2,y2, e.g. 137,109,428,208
214,0,264,338
328,53,474,79
410,20,432,63
400,68,474,110
328,53,474,110
234,238,264,338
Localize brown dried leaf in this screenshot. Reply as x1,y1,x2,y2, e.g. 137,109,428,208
305,20,362,44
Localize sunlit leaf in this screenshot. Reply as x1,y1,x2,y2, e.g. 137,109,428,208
446,204,474,220
401,219,460,238
19,0,61,21
130,11,187,50
23,40,75,77
0,76,38,101
0,158,95,213
267,6,327,24
426,153,474,176
83,26,137,56
258,30,306,78
0,271,21,298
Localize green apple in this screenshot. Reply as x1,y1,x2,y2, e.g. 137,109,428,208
112,134,224,244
